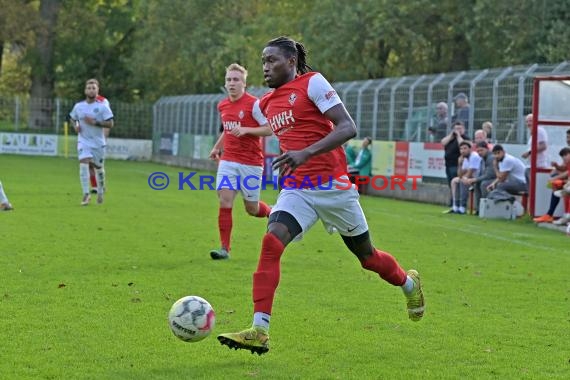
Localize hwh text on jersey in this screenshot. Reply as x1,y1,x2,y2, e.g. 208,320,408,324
269,110,295,135
223,121,241,131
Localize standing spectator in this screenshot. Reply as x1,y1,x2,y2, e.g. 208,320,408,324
449,141,481,214
533,129,570,223
349,137,373,194
521,113,548,169
69,79,114,206
0,180,13,211
486,145,527,194
343,142,357,167
442,121,469,212
344,142,359,187
466,141,497,213
451,93,471,131
428,102,448,141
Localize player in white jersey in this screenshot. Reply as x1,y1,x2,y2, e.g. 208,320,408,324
0,180,13,211
69,79,114,206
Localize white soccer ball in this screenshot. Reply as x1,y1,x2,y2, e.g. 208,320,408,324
168,296,216,342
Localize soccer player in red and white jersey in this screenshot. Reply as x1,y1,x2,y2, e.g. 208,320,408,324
217,37,425,355
208,63,272,260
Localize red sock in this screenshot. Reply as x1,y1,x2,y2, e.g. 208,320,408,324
360,248,407,286
253,233,285,314
564,196,570,214
90,174,97,188
256,201,271,218
218,208,232,251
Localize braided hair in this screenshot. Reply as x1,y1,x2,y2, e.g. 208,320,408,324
266,36,312,75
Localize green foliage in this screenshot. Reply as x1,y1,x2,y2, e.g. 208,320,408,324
54,0,141,101
0,47,31,95
1,155,570,379
0,0,569,102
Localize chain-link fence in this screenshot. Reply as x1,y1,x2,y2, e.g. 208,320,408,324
1,61,568,145
153,61,570,150
0,97,153,139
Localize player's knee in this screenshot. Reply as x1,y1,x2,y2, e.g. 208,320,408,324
217,192,235,208
245,203,258,216
267,222,290,245
267,211,302,246
341,231,373,261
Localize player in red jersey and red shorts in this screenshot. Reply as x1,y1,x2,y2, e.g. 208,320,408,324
208,63,273,260
217,37,425,355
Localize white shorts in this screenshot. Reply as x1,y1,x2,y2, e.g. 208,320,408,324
216,160,264,202
271,176,369,241
78,143,105,167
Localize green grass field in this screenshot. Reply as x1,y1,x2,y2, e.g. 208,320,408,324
1,154,569,379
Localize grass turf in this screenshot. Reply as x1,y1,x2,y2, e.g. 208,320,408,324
1,154,569,379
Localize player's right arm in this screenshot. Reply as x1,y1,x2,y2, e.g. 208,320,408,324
231,125,272,137
69,104,80,133
230,98,271,137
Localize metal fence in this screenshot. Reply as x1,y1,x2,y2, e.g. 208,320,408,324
1,61,568,145
154,61,570,148
0,97,153,139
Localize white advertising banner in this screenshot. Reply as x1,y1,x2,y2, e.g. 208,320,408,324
105,138,152,161
408,142,446,179
0,133,58,156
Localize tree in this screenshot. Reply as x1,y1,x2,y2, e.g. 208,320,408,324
29,0,61,129
0,0,37,94
54,0,141,101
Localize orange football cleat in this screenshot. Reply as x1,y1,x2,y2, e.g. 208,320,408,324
533,214,553,223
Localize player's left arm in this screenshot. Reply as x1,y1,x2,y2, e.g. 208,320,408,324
94,118,114,128
84,104,114,129
97,103,114,129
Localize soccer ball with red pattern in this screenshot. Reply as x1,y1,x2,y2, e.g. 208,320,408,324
168,296,215,342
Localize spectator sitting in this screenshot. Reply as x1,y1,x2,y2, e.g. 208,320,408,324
474,129,486,144
466,141,497,214
486,144,528,195
349,137,372,194
451,93,471,130
482,121,493,143
533,128,570,223
551,147,570,226
473,129,492,150
442,121,469,211
449,141,481,214
428,102,448,141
